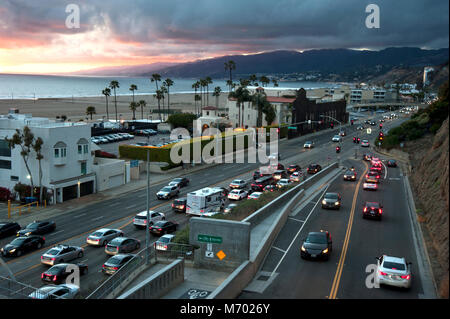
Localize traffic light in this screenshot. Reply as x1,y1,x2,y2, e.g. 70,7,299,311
330,123,334,129
378,132,384,140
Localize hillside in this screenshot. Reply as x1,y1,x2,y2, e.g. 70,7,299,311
137,47,449,80
406,117,449,298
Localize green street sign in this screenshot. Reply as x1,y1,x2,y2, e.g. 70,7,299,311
288,126,297,130
198,234,222,244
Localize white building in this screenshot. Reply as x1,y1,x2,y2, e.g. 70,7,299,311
0,111,96,204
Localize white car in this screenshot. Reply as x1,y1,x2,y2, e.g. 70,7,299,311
332,135,342,142
86,228,123,246
268,153,281,160
290,171,303,182
228,189,248,201
248,192,263,200
133,210,165,228
229,179,247,189
363,182,378,191
361,140,370,147
375,255,412,289
154,234,175,251
28,284,80,299
303,141,314,148
277,178,292,188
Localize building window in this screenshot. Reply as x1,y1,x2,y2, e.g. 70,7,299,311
83,144,88,154
0,140,11,157
81,162,87,175
78,145,82,154
54,141,67,158
0,160,11,170
10,175,19,181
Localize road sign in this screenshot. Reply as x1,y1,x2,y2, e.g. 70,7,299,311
288,126,297,130
367,128,372,134
198,234,222,244
205,251,214,258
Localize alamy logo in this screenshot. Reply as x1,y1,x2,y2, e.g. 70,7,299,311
64,264,80,287
365,4,380,29
65,4,80,29
365,263,380,289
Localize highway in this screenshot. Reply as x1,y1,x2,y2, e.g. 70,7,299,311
1,112,408,298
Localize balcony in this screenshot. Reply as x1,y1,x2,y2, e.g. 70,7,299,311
53,157,67,166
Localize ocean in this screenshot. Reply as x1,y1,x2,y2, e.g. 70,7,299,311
0,73,336,100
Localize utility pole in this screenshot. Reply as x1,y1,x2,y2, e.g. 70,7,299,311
145,148,150,264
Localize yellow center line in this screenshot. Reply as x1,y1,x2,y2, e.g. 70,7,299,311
329,161,368,299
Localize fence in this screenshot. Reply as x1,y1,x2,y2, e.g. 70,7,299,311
7,199,47,219
0,276,41,299
154,242,196,263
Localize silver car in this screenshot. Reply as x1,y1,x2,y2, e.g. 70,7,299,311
28,284,80,299
41,245,84,266
86,228,123,246
133,210,165,228
375,255,412,289
156,185,179,200
105,237,141,255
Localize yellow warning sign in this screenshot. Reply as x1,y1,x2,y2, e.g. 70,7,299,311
216,250,226,260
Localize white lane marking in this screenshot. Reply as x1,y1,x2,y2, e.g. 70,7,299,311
108,202,121,207
91,216,104,221
125,204,138,209
137,193,147,198
271,184,331,277
74,213,86,218
288,217,305,223
381,161,388,179
48,230,64,236
272,246,286,253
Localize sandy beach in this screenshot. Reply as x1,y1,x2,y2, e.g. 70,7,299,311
0,92,230,122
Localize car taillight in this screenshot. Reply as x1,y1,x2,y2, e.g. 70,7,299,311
158,228,162,231
102,264,105,268
164,245,168,249
133,218,136,222
171,204,175,207
401,275,410,280
112,267,118,270
41,273,44,279
258,184,263,187
53,275,57,282
364,207,367,212
200,209,204,213
379,271,387,276
379,209,382,214
377,175,380,179
51,257,55,261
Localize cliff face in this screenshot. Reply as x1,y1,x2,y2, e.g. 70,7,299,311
407,117,449,298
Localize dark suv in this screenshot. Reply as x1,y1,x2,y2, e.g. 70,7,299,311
251,176,274,191
172,198,187,213
307,164,322,174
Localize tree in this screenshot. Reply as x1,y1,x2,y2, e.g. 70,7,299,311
260,76,270,87
138,100,147,120
230,85,251,127
154,90,164,120
205,77,213,106
151,74,162,121
167,113,197,129
200,78,208,108
109,80,120,122
5,126,35,195
86,106,96,120
163,78,174,116
129,84,138,103
252,91,267,127
129,102,138,120
272,78,279,87
226,80,233,96
192,81,200,115
249,74,257,86
32,137,44,203
224,60,236,92
195,94,202,116
213,86,222,108
263,101,276,125
161,85,168,120
102,87,111,121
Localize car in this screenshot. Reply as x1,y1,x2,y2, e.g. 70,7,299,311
17,220,56,237
356,125,364,130
332,135,342,142
86,228,123,246
156,185,180,199
228,189,248,201
272,170,288,181
0,222,21,238
364,119,371,124
321,192,341,210
41,263,88,284
276,179,292,188
343,170,357,181
251,176,274,191
102,254,135,275
1,235,45,257
290,171,303,182
133,210,165,228
363,153,372,161
370,121,376,126
363,201,383,219
365,171,380,183
268,163,285,171
216,187,229,197
387,159,397,167
370,165,382,173
248,192,263,200
300,230,332,260
154,234,175,251
307,164,322,174
172,198,187,213
40,244,84,266
223,203,238,214
363,182,378,191
287,164,301,173
229,179,247,189
339,130,346,136
97,137,108,144
303,141,314,148
29,284,80,299
105,237,141,255
375,255,412,289
361,140,370,147
268,153,281,160
149,221,178,236
168,177,189,188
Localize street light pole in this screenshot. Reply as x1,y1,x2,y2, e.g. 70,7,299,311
145,148,150,264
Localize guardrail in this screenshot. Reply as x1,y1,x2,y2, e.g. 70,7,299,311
0,276,44,299
86,245,156,299
7,200,47,219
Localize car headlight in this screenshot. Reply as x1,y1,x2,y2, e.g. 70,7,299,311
9,249,16,253
322,248,329,254
25,232,31,236
335,202,340,205
301,246,306,252
322,200,327,205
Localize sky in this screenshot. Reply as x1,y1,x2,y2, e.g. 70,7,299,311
0,0,448,74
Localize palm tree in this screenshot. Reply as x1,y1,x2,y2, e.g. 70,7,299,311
192,81,200,115
102,88,111,120
252,91,267,127
129,102,138,120
129,84,138,103
163,78,174,116
161,85,168,120
109,80,120,122
213,86,222,108
205,76,213,106
249,74,257,86
151,74,162,121
154,90,164,120
86,106,96,120
224,60,236,92
195,94,202,116
230,86,250,127
226,80,233,96
32,137,44,203
138,100,147,120
260,76,270,87
272,78,279,87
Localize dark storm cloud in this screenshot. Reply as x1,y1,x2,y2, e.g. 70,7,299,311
1,0,448,52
